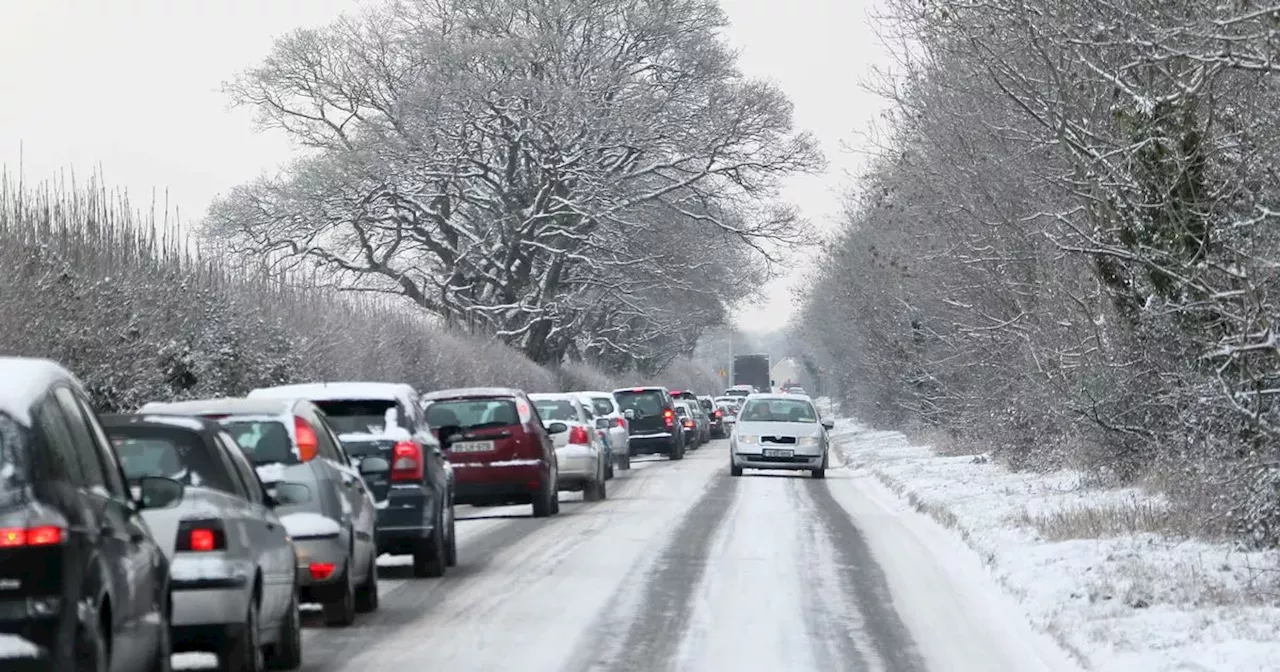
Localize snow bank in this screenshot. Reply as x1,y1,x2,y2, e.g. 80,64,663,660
280,512,342,539
0,633,40,658
830,422,1280,671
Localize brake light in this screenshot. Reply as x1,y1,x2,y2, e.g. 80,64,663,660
0,525,63,548
293,416,319,462
663,408,674,427
176,520,226,552
568,426,590,445
615,417,626,428
683,419,694,428
391,441,424,482
631,387,644,392
309,562,336,581
714,410,723,418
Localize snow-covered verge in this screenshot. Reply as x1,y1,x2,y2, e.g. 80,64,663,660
830,421,1280,672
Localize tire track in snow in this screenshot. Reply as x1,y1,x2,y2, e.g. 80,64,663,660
803,476,928,672
598,467,738,672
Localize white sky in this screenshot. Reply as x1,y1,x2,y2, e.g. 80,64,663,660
0,0,889,332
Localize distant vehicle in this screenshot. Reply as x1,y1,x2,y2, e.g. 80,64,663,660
674,400,701,449
716,400,741,430
138,397,379,627
529,394,608,501
697,395,725,439
577,391,631,471
248,382,457,578
729,393,835,479
722,385,754,400
613,387,685,460
732,354,772,393
422,388,561,517
668,390,699,403
785,387,809,397
102,413,303,670
0,358,174,672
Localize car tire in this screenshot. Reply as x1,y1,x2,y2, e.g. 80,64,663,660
669,438,684,461
445,502,458,567
811,468,825,479
532,479,554,518
220,601,264,672
730,464,743,477
147,603,172,672
412,513,447,578
550,491,561,514
355,550,379,612
606,460,614,480
322,567,357,627
620,452,631,470
73,602,108,672
265,592,302,670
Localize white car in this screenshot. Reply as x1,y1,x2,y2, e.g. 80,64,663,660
577,391,631,471
729,394,835,479
529,393,608,500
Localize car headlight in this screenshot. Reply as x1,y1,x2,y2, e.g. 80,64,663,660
736,434,758,444
798,436,820,447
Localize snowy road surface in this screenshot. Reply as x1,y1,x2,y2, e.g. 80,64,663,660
175,437,1083,672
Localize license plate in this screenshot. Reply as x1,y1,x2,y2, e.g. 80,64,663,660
451,440,494,453
763,448,793,458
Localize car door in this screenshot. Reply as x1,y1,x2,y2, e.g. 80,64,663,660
404,392,448,513
217,431,290,623
308,406,374,574
52,387,161,671
575,401,603,475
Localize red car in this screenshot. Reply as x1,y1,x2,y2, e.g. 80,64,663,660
421,388,561,518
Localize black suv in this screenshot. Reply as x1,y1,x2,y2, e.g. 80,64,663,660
0,357,177,672
611,387,685,461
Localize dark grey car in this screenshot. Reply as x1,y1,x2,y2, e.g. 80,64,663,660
137,397,379,627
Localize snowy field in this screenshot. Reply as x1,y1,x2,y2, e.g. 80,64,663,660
829,420,1280,671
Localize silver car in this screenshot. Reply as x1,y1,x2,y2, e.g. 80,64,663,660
101,413,303,670
729,394,835,478
529,393,608,501
138,397,380,627
577,391,631,471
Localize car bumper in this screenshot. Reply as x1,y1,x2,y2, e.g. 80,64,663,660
732,450,825,470
452,460,547,504
374,487,439,553
167,553,253,627
628,433,676,455
292,537,349,601
0,607,57,668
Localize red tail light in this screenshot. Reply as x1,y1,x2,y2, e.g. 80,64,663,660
391,441,424,482
714,410,723,418
568,426,590,445
663,408,674,427
682,419,694,428
294,416,319,462
615,417,626,428
0,525,63,548
309,562,336,581
176,520,226,552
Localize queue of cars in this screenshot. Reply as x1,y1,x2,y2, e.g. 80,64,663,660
0,356,825,672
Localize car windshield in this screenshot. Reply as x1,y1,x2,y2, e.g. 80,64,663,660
312,399,398,434
108,426,238,493
614,390,664,418
588,397,614,416
699,399,713,411
219,420,299,466
425,398,520,430
675,406,688,417
533,399,578,422
738,399,818,423
718,402,739,413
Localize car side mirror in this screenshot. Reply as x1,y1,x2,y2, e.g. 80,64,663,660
821,419,835,430
595,418,611,429
358,456,391,476
136,476,184,510
623,409,635,420
269,481,312,506
547,422,569,434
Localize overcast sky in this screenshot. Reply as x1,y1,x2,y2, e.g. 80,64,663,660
0,0,889,333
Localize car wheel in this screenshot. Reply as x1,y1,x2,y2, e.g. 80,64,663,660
412,512,447,578
445,502,458,567
621,452,631,470
220,601,263,672
669,438,684,461
322,566,357,627
550,490,561,514
606,460,615,480
531,478,554,518
265,592,302,670
73,602,108,672
355,550,379,612
730,464,743,477
811,468,826,479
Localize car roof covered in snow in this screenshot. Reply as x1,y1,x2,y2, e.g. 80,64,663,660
137,397,301,417
743,393,815,404
98,413,224,434
248,382,416,403
611,386,668,394
0,357,82,424
420,387,523,401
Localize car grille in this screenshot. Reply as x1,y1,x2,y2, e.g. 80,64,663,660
761,436,796,444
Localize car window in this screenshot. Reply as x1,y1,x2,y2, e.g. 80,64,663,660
34,396,86,487
311,413,351,466
614,390,665,417
425,398,520,430
589,397,614,416
310,399,397,435
674,405,688,417
108,426,240,495
0,413,27,493
533,399,578,422
63,390,129,499
50,388,107,492
221,420,299,465
738,399,818,423
217,432,264,505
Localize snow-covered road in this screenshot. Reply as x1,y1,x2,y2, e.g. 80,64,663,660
178,435,1084,672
